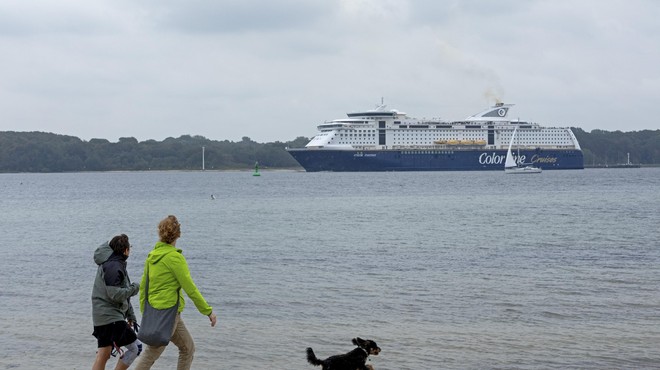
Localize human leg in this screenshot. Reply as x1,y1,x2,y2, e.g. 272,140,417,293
114,340,139,370
92,346,112,370
114,356,129,370
92,323,118,370
170,315,195,370
132,343,167,370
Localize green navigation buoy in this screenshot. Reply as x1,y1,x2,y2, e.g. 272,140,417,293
253,161,261,176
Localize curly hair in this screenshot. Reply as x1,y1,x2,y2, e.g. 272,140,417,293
158,215,181,244
109,234,130,254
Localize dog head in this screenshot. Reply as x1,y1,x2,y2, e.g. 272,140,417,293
352,337,381,356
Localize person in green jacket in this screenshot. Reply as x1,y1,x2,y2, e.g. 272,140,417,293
134,215,217,370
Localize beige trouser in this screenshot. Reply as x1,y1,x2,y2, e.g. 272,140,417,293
134,314,195,370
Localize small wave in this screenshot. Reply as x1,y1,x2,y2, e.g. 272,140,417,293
540,311,571,319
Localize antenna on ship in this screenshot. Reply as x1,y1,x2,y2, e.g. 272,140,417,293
376,97,386,111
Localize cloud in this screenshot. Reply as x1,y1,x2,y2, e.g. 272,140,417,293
135,0,334,34
0,0,136,35
0,0,659,143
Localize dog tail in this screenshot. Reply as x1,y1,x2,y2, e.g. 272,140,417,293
306,347,323,366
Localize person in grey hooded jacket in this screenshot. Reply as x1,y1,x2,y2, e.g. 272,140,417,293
91,234,140,370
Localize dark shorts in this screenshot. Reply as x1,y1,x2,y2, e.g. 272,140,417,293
92,320,137,348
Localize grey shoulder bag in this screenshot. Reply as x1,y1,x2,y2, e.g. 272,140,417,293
137,263,180,346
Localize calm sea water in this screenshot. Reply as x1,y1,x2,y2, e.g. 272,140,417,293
0,169,659,369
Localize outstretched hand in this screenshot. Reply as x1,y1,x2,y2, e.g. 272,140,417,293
130,282,140,296
208,312,217,327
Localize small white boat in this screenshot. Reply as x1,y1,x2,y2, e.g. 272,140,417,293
505,127,542,174
505,165,543,174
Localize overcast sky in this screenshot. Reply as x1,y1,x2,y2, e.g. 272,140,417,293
0,0,658,143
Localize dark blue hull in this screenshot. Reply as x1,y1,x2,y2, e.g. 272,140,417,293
287,148,584,172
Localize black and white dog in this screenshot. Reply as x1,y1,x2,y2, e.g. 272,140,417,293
306,337,381,370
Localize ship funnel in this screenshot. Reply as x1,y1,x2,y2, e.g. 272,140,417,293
465,103,514,121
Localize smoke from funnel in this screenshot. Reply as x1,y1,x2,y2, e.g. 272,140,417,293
483,87,503,105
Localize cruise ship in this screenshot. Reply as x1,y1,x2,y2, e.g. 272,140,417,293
286,102,584,171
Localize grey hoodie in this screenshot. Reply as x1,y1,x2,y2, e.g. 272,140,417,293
91,242,140,326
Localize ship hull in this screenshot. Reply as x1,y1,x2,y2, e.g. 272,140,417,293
287,148,584,172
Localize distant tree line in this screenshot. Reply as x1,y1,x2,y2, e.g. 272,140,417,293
571,128,660,166
0,129,658,172
0,132,308,172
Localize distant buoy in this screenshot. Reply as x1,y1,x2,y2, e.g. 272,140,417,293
253,161,261,176
211,194,215,200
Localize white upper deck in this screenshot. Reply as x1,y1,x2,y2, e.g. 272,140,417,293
305,102,580,151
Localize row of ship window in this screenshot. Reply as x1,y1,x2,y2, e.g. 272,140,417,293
400,151,454,155
330,131,570,144
333,140,572,145
337,131,568,138
335,134,569,141
338,128,567,132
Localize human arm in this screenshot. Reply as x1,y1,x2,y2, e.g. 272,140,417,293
126,301,137,322
138,264,147,313
170,254,213,316
103,261,139,304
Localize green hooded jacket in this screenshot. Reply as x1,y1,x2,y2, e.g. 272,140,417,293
139,241,213,316
91,242,139,326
